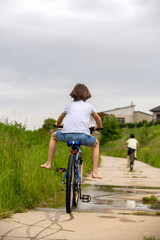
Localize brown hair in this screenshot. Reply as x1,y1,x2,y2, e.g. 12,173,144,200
70,83,91,101
130,133,135,138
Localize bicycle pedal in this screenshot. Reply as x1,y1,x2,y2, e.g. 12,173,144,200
56,168,67,172
81,195,91,202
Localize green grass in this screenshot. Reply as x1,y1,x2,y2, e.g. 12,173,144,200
100,124,160,168
142,195,158,203
0,122,94,218
120,211,160,216
144,236,160,240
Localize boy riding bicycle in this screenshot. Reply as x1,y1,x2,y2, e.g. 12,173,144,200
125,133,140,167
40,83,103,179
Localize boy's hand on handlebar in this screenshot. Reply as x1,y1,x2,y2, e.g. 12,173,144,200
89,126,103,134
95,126,103,131
54,123,63,128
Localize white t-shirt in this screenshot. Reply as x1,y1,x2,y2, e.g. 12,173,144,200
61,100,96,135
127,138,138,149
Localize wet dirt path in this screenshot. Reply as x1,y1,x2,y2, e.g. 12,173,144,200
84,156,160,187
0,156,160,240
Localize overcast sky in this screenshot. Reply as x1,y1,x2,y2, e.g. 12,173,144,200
0,0,160,130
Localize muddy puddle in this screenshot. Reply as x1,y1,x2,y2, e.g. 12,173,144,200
38,184,160,213
75,184,160,213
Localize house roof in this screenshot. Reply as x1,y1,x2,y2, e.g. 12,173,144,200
134,111,152,116
98,105,135,115
150,106,160,112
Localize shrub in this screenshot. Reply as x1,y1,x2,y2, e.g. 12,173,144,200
126,123,135,128
100,115,121,145
155,120,160,125
142,195,157,203
42,118,56,131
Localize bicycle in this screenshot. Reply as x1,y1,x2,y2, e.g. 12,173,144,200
129,149,135,171
55,126,103,213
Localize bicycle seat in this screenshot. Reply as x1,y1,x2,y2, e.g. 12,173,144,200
67,141,80,147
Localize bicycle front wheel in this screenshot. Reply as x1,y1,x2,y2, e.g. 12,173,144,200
66,154,75,213
130,152,134,171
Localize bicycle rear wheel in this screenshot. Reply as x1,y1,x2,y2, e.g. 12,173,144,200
66,154,75,213
130,152,134,171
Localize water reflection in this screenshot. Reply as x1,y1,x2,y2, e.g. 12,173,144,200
42,184,160,213
126,200,135,208
76,184,160,213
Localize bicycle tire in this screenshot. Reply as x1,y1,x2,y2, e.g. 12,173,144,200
78,150,83,183
73,174,79,207
73,152,83,207
66,154,75,213
130,152,134,171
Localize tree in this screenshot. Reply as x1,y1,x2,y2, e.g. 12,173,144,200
42,118,56,131
99,115,121,145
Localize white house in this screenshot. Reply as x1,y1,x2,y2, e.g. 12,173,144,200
97,103,153,124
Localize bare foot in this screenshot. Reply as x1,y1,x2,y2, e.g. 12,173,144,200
92,173,103,179
40,162,51,169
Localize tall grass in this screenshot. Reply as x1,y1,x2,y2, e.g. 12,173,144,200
0,122,93,218
100,124,160,168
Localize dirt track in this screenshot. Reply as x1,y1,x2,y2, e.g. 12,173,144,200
84,156,160,187
0,156,160,240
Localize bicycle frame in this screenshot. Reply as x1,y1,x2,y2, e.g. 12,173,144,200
62,141,80,185
129,150,135,171
57,141,91,213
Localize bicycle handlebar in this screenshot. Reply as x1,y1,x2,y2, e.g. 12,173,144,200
54,124,63,128
53,124,103,134
89,126,103,134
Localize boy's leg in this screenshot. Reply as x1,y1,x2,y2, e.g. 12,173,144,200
134,150,137,159
127,148,130,167
127,155,130,167
40,131,58,169
92,140,103,179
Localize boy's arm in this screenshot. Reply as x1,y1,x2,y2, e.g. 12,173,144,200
56,112,66,126
125,139,129,148
91,112,102,128
137,142,140,148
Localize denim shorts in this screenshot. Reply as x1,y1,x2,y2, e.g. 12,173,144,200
56,131,97,147
127,148,135,155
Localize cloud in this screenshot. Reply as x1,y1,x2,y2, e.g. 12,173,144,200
0,0,160,129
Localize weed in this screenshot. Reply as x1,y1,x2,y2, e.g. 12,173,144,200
120,211,160,217
133,211,160,216
142,195,157,203
0,122,94,218
144,236,160,240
